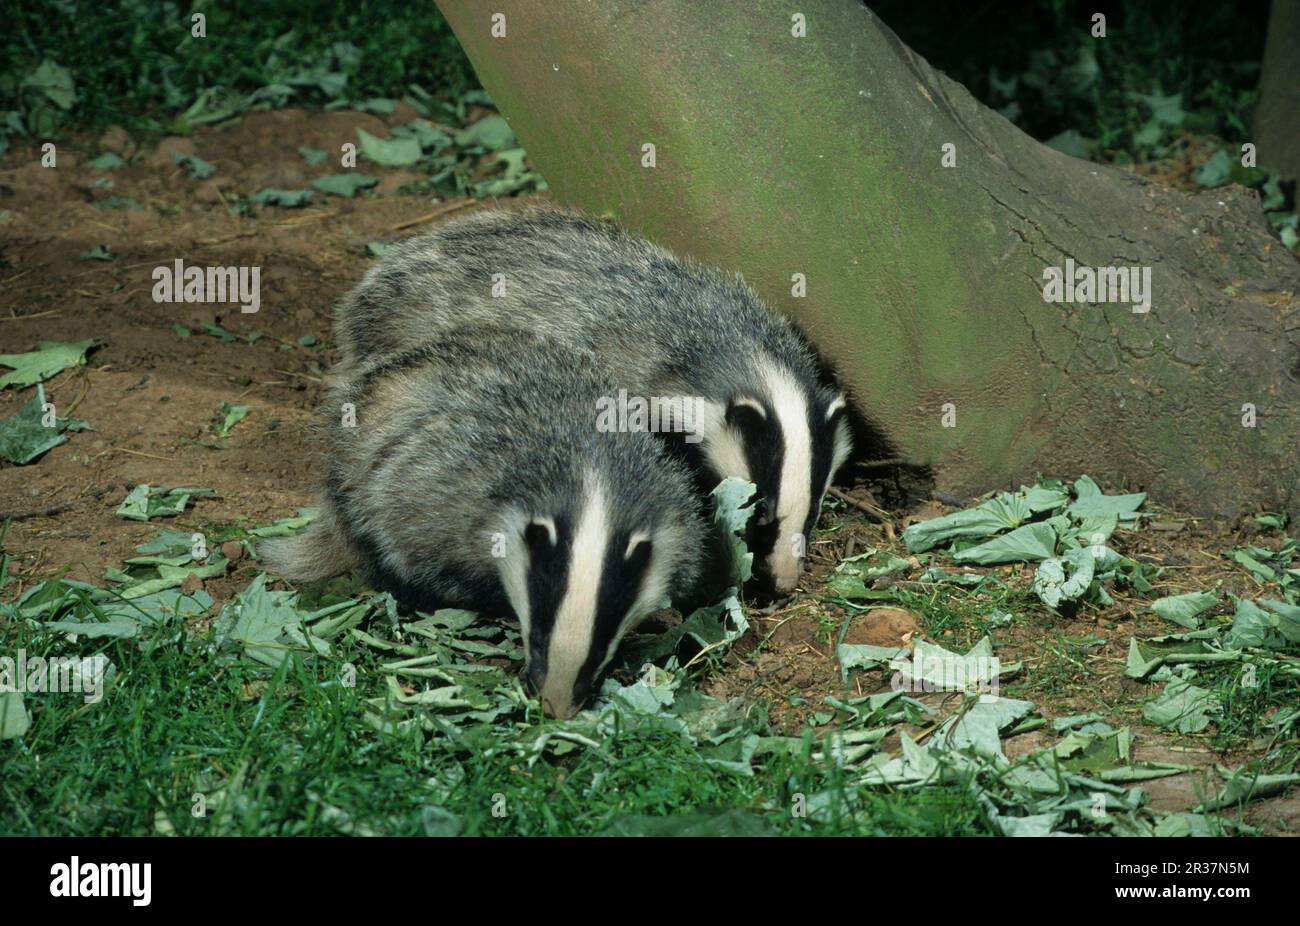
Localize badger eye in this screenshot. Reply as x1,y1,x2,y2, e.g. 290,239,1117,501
755,500,777,527
523,518,556,551
725,396,767,438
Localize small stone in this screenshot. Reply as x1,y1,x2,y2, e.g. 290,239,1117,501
180,572,204,595
220,540,245,563
842,607,922,648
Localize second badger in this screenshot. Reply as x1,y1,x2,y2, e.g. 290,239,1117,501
261,327,706,718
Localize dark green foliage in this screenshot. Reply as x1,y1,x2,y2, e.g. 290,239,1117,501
871,0,1269,162
0,0,479,135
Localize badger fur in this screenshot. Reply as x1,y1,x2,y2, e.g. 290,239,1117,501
261,326,706,719
336,207,853,592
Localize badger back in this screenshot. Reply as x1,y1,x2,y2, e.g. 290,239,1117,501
483,209,855,593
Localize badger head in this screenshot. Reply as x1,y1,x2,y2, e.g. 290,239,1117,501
712,364,852,593
494,473,691,719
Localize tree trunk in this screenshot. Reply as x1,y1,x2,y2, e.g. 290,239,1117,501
1256,0,1300,186
436,0,1300,518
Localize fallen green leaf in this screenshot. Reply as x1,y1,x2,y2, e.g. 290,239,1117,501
357,127,423,166
0,339,96,389
311,173,379,198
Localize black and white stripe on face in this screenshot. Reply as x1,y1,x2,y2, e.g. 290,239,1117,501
807,391,853,540
498,476,663,719
714,362,852,592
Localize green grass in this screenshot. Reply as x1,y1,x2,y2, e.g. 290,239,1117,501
1199,659,1300,776
0,605,994,836
893,577,1028,645
1004,630,1105,707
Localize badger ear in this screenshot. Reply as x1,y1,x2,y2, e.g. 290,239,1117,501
624,532,653,574
625,531,652,560
725,396,767,431
825,393,847,423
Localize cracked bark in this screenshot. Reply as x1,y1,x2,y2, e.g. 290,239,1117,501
438,0,1300,517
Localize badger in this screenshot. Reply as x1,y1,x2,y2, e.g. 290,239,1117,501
337,208,853,592
261,326,706,719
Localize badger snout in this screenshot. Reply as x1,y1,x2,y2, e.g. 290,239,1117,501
540,683,586,720
770,568,801,593
542,694,580,720
527,663,588,720
765,545,805,593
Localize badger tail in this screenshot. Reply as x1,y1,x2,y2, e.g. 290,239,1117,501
258,501,358,582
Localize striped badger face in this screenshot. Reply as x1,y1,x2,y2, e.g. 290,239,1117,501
495,473,679,719
711,363,853,592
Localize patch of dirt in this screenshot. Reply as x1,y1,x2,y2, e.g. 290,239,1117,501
0,107,508,604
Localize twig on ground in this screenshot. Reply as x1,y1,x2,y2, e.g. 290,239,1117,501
385,200,478,233
829,486,891,523
110,447,171,461
0,309,58,322
0,502,72,521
